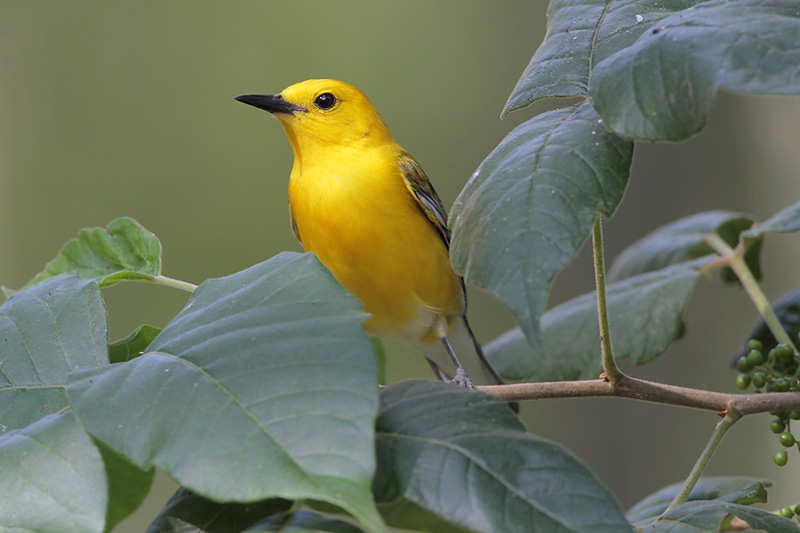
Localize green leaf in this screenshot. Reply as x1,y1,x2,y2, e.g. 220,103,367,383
371,337,387,386
0,412,107,533
68,253,383,533
108,324,162,364
607,211,758,283
486,258,710,381
503,0,697,114
450,101,632,351
373,380,632,533
626,476,771,524
146,488,291,532
146,488,364,532
743,199,800,240
0,275,108,432
19,217,162,291
639,501,800,532
95,439,155,531
249,511,366,532
590,0,800,141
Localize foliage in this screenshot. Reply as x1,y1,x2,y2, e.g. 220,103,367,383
2,1,800,532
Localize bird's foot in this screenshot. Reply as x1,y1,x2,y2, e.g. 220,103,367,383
447,368,475,390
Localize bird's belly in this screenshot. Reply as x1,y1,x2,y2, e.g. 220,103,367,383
291,187,463,344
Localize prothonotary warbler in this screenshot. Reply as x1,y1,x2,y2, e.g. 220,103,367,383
235,79,512,402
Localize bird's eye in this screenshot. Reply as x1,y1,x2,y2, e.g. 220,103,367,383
314,93,336,110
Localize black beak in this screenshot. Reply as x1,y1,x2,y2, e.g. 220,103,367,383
233,94,307,115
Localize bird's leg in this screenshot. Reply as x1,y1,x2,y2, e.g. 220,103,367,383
425,358,449,382
440,335,475,389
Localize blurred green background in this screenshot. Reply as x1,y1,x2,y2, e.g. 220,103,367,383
2,2,799,531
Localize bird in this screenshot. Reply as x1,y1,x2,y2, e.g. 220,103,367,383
234,79,511,400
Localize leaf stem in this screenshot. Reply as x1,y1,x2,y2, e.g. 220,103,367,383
592,216,623,383
705,233,796,350
152,275,197,293
664,407,741,514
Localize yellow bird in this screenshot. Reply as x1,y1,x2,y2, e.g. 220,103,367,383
235,79,508,392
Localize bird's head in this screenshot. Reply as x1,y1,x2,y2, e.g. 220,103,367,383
235,79,395,153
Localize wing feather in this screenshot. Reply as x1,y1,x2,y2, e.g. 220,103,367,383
398,152,451,247
289,201,303,244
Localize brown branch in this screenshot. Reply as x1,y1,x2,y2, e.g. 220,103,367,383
477,375,800,416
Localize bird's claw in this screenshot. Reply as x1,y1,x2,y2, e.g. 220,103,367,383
447,368,475,389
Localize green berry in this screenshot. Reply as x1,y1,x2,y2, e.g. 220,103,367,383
753,372,768,388
775,378,791,392
748,339,763,352
772,344,795,364
771,419,786,433
736,356,750,372
736,374,751,390
794,504,800,515
780,432,796,447
746,349,763,367
780,506,795,519
790,411,800,420
774,450,788,466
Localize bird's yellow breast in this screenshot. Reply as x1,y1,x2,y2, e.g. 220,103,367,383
288,143,464,344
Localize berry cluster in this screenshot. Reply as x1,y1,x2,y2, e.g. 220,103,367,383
779,504,800,522
734,339,800,466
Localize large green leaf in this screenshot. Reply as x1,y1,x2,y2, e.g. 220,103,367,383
503,0,696,114
68,253,383,533
639,501,800,532
607,211,758,283
0,275,107,432
450,101,632,351
486,258,710,382
590,0,800,141
373,380,632,533
17,217,162,292
0,413,107,533
626,476,770,524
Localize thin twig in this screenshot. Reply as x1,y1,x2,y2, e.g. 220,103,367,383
664,408,741,513
153,275,198,293
705,233,796,350
592,216,624,383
